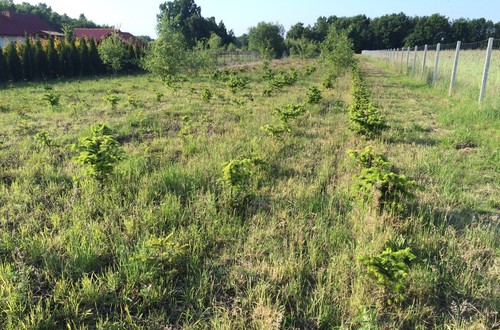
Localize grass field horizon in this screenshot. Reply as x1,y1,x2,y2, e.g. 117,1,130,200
0,55,498,329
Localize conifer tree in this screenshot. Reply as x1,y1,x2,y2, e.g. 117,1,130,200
34,37,48,79
5,42,22,81
68,39,80,77
79,37,90,75
21,36,34,80
88,37,102,74
46,36,59,78
0,48,8,82
58,40,70,76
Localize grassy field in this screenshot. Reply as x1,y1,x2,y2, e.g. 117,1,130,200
0,55,498,329
386,46,500,106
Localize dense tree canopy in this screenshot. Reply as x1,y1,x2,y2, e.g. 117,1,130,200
285,13,500,53
248,22,286,59
157,0,236,48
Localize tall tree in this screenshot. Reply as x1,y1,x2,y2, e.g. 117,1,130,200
98,33,128,73
46,36,59,78
0,48,8,82
5,42,22,81
79,37,90,75
371,13,413,49
33,37,48,78
88,37,103,74
248,22,286,59
405,14,451,46
21,36,34,80
158,0,206,47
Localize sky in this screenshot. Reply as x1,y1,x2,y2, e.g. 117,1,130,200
13,0,500,38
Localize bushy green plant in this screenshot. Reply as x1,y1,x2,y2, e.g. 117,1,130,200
359,247,416,304
105,90,119,110
350,147,418,213
260,123,290,139
155,91,164,102
41,90,60,107
72,124,125,181
201,88,213,101
353,167,417,213
226,75,248,93
222,155,264,189
307,86,323,104
268,69,298,90
349,146,390,170
127,93,143,108
274,103,306,124
131,232,187,279
34,130,53,147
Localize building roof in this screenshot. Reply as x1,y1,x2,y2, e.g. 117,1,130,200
0,11,57,36
74,28,143,45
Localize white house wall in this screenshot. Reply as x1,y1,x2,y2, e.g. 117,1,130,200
0,35,23,48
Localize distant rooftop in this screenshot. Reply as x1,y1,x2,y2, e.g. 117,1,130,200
0,11,58,36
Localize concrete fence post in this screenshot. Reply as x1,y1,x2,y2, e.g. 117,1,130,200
479,38,494,103
412,46,418,75
433,43,441,85
449,41,461,96
421,44,428,78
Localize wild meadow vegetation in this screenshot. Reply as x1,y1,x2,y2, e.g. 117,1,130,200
0,8,499,327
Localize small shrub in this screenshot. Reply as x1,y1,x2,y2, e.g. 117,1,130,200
105,90,119,110
41,91,60,108
260,123,290,139
34,130,53,147
226,75,248,93
350,147,419,213
349,146,390,170
72,124,125,181
155,91,164,102
274,103,306,124
222,155,264,189
353,166,417,213
201,88,213,101
127,93,143,108
349,102,387,138
359,247,416,304
131,232,187,279
307,86,322,104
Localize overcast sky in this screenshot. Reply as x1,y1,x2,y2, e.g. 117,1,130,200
13,0,500,38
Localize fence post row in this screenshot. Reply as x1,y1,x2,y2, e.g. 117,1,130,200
479,37,494,103
363,38,496,104
449,41,461,96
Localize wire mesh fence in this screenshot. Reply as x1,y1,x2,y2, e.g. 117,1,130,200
215,51,260,66
362,38,500,106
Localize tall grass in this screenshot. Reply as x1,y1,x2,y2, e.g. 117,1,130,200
0,55,498,329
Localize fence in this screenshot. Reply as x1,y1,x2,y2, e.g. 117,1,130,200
215,51,260,66
362,38,500,105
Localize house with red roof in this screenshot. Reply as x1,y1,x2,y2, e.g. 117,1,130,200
74,28,143,46
0,11,63,47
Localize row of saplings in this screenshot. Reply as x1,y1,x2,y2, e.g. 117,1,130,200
348,65,421,308
41,64,418,312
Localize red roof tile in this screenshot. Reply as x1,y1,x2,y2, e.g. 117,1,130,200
74,28,143,46
0,11,57,36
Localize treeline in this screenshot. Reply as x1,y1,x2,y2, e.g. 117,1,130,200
286,13,500,53
0,36,144,83
0,0,109,31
